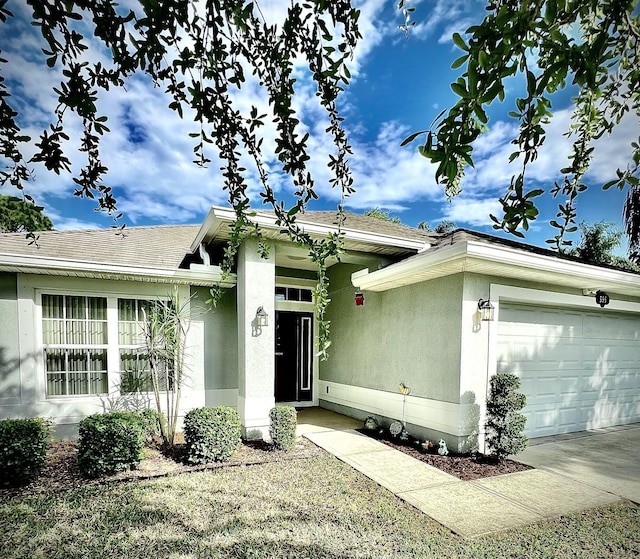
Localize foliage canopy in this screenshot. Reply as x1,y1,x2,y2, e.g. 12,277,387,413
0,0,361,357
406,0,640,257
0,194,53,233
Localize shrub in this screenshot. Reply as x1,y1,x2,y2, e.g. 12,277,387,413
0,418,52,487
136,408,162,444
77,412,145,478
269,406,297,451
485,373,529,461
183,406,241,464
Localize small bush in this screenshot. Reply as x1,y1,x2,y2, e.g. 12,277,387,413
269,406,297,451
485,373,528,461
77,412,145,479
183,406,241,464
136,408,162,444
0,418,52,487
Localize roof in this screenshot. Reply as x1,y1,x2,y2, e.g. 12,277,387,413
2,206,637,297
294,211,437,244
0,225,232,286
192,206,435,260
0,225,201,269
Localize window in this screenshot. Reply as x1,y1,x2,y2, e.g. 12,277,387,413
118,298,170,393
275,286,313,302
42,295,108,396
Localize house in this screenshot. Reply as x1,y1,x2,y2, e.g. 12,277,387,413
1,205,639,450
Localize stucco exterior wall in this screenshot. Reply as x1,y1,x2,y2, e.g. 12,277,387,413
191,286,238,407
0,273,20,408
321,264,464,402
0,274,207,434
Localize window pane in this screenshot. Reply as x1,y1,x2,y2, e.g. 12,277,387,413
43,319,64,344
89,350,108,394
66,296,86,319
300,289,313,302
45,349,66,372
67,320,87,345
47,372,66,396
88,320,107,345
42,295,63,319
120,349,153,392
68,372,88,395
288,288,300,301
68,349,87,372
118,299,137,322
88,297,106,320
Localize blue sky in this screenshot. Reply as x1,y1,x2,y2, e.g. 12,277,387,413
1,0,636,253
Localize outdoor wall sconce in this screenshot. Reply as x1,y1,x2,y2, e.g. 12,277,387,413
255,306,269,327
478,299,495,321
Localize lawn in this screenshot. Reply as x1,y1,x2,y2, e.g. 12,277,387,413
1,453,638,559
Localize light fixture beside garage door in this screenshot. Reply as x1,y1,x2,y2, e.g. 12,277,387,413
477,298,495,321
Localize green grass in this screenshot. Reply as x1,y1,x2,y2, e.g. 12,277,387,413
1,454,638,558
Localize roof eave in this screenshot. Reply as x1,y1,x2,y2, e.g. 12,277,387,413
0,253,236,287
193,205,429,252
352,240,640,298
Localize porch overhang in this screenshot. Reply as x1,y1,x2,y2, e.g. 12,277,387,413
192,206,430,259
351,240,640,299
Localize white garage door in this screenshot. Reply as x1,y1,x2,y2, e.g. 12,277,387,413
497,303,640,438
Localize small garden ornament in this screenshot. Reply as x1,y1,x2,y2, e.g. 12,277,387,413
363,416,378,431
438,439,449,456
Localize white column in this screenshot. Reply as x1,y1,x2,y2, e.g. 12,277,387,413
236,239,276,439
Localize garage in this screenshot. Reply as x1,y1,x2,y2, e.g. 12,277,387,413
496,302,640,438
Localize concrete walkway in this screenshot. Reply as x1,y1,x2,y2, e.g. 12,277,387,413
297,409,628,538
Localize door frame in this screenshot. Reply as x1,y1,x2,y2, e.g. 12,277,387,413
274,277,319,407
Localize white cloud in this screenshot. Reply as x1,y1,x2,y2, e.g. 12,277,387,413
407,0,483,43
439,196,502,227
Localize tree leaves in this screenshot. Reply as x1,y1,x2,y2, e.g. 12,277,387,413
411,0,640,258
0,194,54,233
0,0,363,357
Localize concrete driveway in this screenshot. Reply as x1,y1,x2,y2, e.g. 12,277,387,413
515,424,640,504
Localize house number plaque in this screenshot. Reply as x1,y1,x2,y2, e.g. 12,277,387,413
595,290,610,308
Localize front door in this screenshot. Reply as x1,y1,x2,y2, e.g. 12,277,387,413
275,311,313,403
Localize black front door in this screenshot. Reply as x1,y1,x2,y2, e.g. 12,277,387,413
275,311,313,402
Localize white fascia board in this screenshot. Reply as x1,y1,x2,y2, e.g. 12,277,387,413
352,239,640,293
193,205,429,252
190,206,228,252
465,240,640,289
0,253,236,287
352,241,469,290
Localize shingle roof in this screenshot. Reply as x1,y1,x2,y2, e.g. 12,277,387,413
297,211,439,243
0,225,201,270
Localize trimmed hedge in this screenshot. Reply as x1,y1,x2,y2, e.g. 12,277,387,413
269,406,297,451
486,373,528,461
0,418,53,487
183,406,241,464
77,412,145,479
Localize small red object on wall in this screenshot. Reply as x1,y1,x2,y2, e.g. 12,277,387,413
354,292,365,306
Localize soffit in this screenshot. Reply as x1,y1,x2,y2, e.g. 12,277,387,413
353,240,640,299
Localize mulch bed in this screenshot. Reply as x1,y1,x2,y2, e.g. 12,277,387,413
0,438,322,502
358,429,532,481
1,430,533,501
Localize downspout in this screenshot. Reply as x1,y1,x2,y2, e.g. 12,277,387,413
199,243,211,267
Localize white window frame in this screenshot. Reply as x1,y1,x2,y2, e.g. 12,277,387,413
41,294,109,397
26,278,189,402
